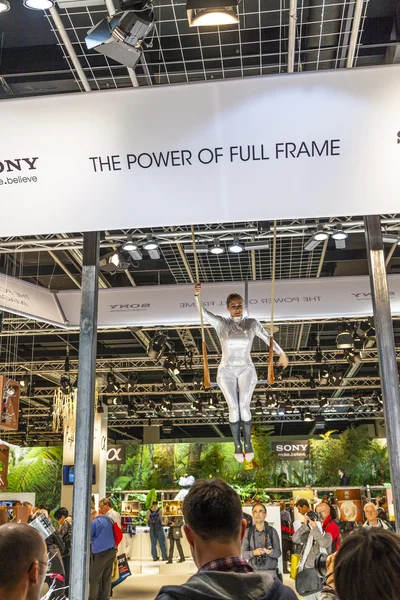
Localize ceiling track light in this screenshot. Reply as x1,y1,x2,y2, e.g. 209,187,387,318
382,231,400,245
0,1,10,12
336,329,354,349
24,0,54,8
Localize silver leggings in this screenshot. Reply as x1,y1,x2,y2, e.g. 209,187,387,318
217,363,258,422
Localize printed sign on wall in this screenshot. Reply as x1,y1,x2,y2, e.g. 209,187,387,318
272,440,310,461
107,445,127,464
0,66,399,237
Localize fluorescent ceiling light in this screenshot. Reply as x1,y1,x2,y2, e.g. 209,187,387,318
127,249,143,261
143,234,158,251
304,237,321,252
382,232,400,245
0,1,10,13
148,248,160,260
244,241,270,251
335,238,346,250
24,0,54,9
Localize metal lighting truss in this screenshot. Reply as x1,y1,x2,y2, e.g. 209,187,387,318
0,349,393,377
1,217,400,254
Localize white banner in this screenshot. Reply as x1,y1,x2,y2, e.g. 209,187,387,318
0,66,400,237
58,275,400,327
0,273,66,326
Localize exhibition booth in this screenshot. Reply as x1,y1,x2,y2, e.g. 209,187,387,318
0,60,400,600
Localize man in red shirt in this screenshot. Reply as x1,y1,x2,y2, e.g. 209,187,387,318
316,502,341,552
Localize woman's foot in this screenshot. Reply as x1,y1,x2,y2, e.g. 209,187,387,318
234,452,244,463
244,452,254,462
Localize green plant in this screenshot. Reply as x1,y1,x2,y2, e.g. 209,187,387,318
7,447,62,507
145,488,157,510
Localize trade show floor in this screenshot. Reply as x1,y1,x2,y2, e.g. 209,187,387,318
113,559,300,600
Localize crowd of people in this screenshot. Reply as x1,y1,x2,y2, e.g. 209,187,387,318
0,478,398,600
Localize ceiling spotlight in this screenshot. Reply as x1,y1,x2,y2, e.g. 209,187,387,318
106,371,119,393
0,1,10,12
303,410,313,422
143,233,159,251
337,328,354,349
255,399,263,415
192,372,202,390
186,0,239,26
86,5,154,69
208,394,218,410
353,390,364,407
331,224,348,241
228,237,244,254
304,224,329,251
99,250,130,273
209,240,224,255
319,369,330,386
314,345,323,363
317,393,329,409
329,370,343,386
278,403,286,417
265,392,276,408
147,332,167,360
382,232,400,245
127,372,139,390
123,234,138,252
24,0,54,8
162,354,180,376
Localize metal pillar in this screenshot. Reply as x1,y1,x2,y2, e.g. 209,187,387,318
364,215,400,531
69,232,100,599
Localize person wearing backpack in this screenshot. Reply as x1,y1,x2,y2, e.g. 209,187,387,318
241,504,282,576
54,507,72,589
155,479,296,600
146,501,168,562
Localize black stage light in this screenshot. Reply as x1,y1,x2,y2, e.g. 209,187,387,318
303,410,313,422
318,393,329,409
162,354,180,376
147,332,167,360
128,372,139,390
106,371,120,393
319,369,330,386
254,399,263,415
336,326,354,349
99,249,131,273
86,3,154,69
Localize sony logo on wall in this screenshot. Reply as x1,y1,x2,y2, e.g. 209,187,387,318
272,440,310,460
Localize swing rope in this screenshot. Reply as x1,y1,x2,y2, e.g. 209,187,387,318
267,221,278,385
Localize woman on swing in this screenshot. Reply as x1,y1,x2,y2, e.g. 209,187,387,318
194,284,289,462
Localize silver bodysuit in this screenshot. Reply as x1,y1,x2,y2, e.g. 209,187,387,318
197,298,284,423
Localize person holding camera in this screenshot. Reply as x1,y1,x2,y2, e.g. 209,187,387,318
292,500,332,600
241,504,282,575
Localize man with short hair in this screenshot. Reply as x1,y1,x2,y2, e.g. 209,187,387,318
99,497,121,527
316,502,341,552
338,469,349,486
0,523,48,600
89,506,116,600
241,503,282,575
54,507,73,588
155,478,296,600
363,502,393,531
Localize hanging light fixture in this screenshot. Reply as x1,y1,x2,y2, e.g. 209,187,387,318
147,332,168,360
331,224,348,240
0,1,10,12
24,0,54,9
143,233,159,251
304,224,329,251
228,237,244,254
123,234,138,252
209,240,224,255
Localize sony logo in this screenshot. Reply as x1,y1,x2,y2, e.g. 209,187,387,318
0,158,39,173
352,292,394,298
275,444,308,452
110,303,150,309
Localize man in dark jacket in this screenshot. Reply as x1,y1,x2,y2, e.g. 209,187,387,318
154,478,296,600
241,504,281,574
338,469,349,486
